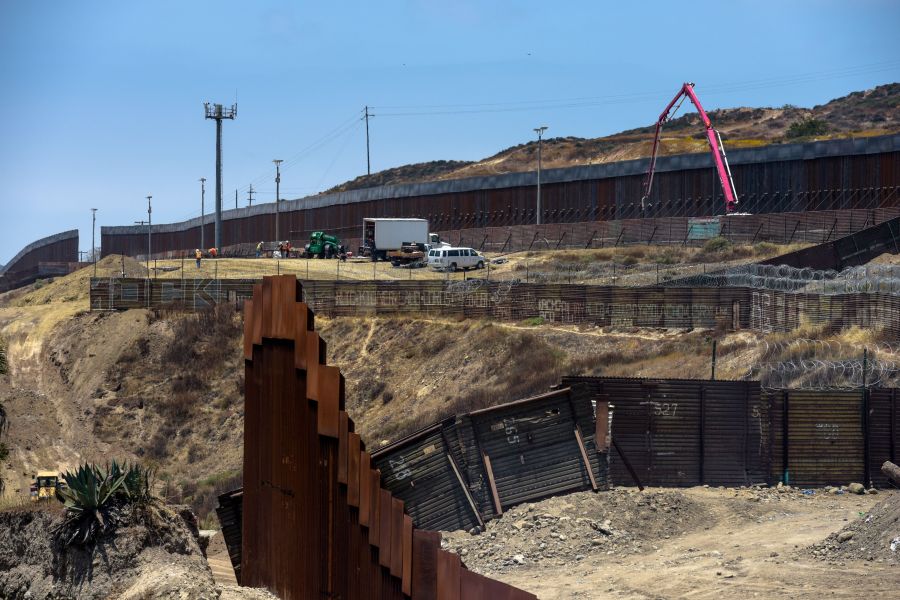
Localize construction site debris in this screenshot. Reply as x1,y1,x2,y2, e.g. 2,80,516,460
882,460,900,485
807,494,900,564
441,489,703,575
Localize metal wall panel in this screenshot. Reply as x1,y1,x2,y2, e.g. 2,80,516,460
760,216,900,270
372,386,606,531
372,420,482,533
769,390,866,487
0,230,79,292
215,490,243,584
234,275,535,599
563,377,766,487
464,386,604,512
100,138,900,257
866,388,897,488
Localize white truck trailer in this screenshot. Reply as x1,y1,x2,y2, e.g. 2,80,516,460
361,218,429,261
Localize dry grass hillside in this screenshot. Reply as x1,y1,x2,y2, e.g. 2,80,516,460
323,83,899,191
0,249,896,528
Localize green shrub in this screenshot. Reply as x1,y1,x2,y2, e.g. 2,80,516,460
702,236,732,254
0,337,7,375
786,117,827,139
521,317,545,327
55,460,155,546
752,241,778,256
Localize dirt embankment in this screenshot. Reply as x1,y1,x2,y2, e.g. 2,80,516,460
0,269,771,526
0,502,216,599
809,493,900,564
443,486,899,599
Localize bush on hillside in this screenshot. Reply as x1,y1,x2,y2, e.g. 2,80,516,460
702,236,732,254
786,117,828,139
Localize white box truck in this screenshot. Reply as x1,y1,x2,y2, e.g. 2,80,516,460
361,218,429,261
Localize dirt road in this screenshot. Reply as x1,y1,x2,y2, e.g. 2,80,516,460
446,487,898,599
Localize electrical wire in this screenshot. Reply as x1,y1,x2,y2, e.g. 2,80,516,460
236,110,365,195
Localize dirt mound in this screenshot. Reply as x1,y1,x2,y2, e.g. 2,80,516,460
0,502,217,599
807,493,900,564
441,489,704,575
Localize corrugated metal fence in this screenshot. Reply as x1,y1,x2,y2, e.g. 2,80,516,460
566,377,899,489
372,386,607,534
435,207,900,254
237,275,535,599
563,377,768,487
759,215,900,270
90,277,900,337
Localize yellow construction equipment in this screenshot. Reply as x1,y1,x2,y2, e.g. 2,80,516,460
30,470,63,502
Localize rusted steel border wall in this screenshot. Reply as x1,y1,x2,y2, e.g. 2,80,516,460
759,215,900,270
89,277,900,338
768,389,899,488
100,135,900,258
91,278,747,330
432,207,900,255
371,385,607,533
748,290,900,338
215,490,243,583
183,206,900,260
240,275,535,599
0,230,79,292
562,377,768,487
569,377,899,489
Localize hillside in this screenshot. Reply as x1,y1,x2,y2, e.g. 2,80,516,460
2,250,897,528
324,83,900,192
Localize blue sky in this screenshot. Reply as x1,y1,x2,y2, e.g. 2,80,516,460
2,0,899,263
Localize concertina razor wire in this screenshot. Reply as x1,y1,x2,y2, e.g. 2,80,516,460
753,338,899,390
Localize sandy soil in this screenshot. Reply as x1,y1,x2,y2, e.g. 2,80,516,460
459,487,899,599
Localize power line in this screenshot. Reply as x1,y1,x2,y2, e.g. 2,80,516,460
236,111,364,195
316,119,365,191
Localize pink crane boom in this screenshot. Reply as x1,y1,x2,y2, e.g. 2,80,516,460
641,82,739,215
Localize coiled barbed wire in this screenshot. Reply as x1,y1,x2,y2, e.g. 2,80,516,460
752,337,899,389
664,263,900,296
756,357,896,389
760,338,900,360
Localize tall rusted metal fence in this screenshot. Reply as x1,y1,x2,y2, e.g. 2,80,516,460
566,377,899,489
432,206,900,254
90,277,900,338
238,275,536,599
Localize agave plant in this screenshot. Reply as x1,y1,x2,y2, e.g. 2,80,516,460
55,460,154,546
123,462,154,503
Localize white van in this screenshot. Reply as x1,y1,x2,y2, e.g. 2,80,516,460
427,247,485,271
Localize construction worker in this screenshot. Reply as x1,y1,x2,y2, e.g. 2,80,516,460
256,241,263,258
195,248,202,268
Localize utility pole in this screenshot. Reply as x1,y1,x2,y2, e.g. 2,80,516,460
91,208,98,277
534,126,548,225
199,178,206,251
248,184,255,206
364,106,372,175
204,102,237,251
273,159,283,241
235,189,238,210
145,196,152,275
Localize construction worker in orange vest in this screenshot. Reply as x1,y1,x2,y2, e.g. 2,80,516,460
195,248,202,268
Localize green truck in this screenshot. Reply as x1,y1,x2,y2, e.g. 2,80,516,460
303,231,341,258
